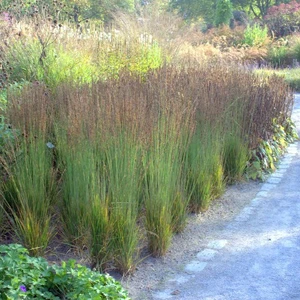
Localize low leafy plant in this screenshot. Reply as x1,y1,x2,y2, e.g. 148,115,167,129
0,89,7,114
283,117,299,143
0,118,17,153
0,243,130,299
246,118,298,180
247,139,281,180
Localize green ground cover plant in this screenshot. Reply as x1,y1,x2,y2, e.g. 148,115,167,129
246,117,298,180
0,243,130,299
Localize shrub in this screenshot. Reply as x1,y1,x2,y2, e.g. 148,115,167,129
0,243,130,299
5,39,98,88
289,34,300,63
200,25,245,49
267,44,290,67
243,23,269,47
264,1,300,37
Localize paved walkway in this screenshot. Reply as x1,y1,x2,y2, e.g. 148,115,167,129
152,94,300,300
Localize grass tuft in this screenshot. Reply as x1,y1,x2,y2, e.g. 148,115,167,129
1,135,56,256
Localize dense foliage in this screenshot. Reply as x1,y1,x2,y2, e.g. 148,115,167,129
215,0,234,26
0,0,136,23
170,0,294,22
0,244,130,299
265,1,300,37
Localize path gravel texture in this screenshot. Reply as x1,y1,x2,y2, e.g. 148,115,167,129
150,94,300,300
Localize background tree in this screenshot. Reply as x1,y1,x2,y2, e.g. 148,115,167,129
169,0,293,22
0,0,136,24
215,0,233,26
169,0,217,23
231,0,291,18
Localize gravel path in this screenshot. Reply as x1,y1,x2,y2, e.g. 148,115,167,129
123,95,300,300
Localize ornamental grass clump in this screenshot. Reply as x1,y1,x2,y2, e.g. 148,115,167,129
55,134,95,248
0,83,55,255
0,243,130,299
143,116,186,256
1,135,56,256
222,98,250,183
84,141,111,272
186,122,225,213
223,132,249,183
106,132,142,274
170,127,192,234
89,192,111,272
